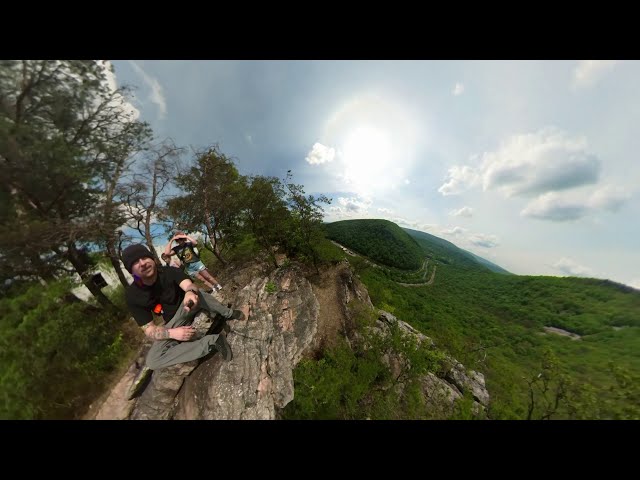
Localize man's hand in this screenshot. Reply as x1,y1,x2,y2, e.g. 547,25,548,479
170,326,196,341
183,290,199,312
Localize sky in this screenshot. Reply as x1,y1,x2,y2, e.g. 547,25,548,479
109,60,640,289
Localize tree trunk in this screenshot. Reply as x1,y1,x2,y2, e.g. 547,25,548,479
203,214,227,266
212,244,227,266
106,237,130,288
28,254,56,282
143,209,160,265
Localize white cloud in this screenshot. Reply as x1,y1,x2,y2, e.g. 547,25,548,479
521,191,589,221
450,206,474,217
245,133,253,145
438,165,481,195
385,215,437,232
628,278,640,290
327,195,372,218
101,61,140,121
481,127,600,196
552,257,594,277
128,61,167,120
442,226,467,237
440,128,603,198
468,233,499,248
306,142,336,165
428,223,499,248
573,60,618,89
521,185,631,221
587,185,630,212
377,207,394,214
391,217,431,231
358,211,500,251
452,82,465,96
338,196,370,212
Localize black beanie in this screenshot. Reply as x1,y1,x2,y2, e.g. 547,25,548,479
122,244,154,273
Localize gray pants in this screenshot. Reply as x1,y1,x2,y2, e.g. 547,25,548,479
146,290,233,370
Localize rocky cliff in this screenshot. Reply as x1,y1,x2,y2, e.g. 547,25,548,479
90,259,489,419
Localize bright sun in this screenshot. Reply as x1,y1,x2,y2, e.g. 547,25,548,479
342,126,392,190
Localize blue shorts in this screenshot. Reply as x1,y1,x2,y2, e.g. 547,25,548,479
186,260,207,276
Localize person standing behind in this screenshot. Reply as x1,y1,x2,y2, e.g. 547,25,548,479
161,252,183,270
164,232,222,293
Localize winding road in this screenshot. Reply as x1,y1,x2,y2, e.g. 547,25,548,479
331,240,436,287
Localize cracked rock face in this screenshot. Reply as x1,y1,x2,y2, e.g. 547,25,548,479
371,311,490,415
125,264,319,420
174,265,320,420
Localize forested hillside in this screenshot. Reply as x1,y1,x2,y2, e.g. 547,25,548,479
324,219,423,270
353,243,640,419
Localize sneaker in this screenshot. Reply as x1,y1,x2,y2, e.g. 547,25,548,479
212,334,233,361
230,309,246,321
215,284,223,291
126,366,152,400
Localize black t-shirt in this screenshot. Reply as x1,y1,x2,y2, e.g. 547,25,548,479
172,242,200,264
125,266,190,326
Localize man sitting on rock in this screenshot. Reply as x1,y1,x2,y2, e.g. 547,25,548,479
122,244,248,370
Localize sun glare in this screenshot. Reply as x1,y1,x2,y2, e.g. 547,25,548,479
342,127,392,190
322,92,422,195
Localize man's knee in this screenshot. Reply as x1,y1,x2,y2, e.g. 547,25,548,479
146,340,178,370
145,355,161,370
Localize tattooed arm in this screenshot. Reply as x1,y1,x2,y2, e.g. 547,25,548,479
141,320,196,342
141,321,172,340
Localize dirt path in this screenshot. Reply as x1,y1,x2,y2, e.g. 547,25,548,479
330,240,357,256
542,326,581,340
425,266,437,285
310,265,349,352
81,345,145,420
331,240,434,287
85,361,140,420
397,261,437,287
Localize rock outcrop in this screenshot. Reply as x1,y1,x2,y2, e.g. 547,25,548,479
92,259,489,419
374,311,489,416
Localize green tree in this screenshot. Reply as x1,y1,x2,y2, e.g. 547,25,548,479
242,175,291,268
166,145,245,265
325,219,423,270
0,60,152,308
603,361,640,419
283,171,331,273
0,280,130,419
119,139,183,269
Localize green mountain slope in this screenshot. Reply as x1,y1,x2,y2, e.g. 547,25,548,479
318,219,639,418
463,249,512,274
354,250,640,419
402,227,489,271
324,219,423,270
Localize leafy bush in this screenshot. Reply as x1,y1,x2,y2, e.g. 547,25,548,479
0,280,137,419
281,303,446,419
